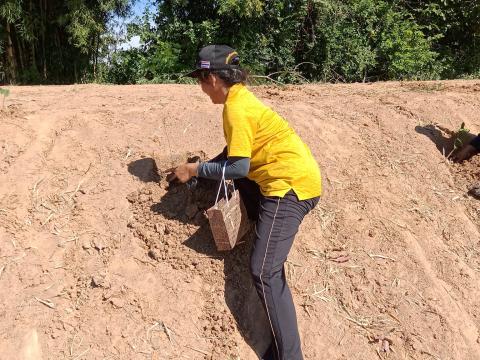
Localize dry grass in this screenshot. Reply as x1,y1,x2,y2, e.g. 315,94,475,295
30,175,85,230
309,205,337,231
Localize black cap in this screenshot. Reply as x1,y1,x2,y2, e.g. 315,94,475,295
186,45,240,78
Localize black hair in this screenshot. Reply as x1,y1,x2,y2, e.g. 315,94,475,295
214,68,248,86
198,68,248,87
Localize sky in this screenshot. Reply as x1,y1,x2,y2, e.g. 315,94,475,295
119,0,156,49
133,0,154,16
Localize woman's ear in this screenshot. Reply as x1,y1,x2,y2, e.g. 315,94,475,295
209,73,217,87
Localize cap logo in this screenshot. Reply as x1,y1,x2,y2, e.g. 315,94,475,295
200,60,210,69
225,51,239,64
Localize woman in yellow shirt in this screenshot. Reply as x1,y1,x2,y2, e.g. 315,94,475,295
171,45,321,360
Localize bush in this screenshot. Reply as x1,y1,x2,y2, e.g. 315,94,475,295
310,0,442,82
102,49,142,84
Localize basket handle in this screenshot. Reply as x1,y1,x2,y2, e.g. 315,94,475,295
214,162,229,207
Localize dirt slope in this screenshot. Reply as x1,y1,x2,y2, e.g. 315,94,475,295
1,80,480,360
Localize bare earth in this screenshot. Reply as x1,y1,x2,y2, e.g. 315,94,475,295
1,80,480,360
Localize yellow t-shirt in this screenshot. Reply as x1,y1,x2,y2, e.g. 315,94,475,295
223,83,321,200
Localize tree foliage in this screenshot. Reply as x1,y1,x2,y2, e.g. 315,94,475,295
103,0,478,84
1,0,478,84
0,0,131,84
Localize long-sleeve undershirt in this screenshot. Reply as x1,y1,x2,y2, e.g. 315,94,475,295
197,156,250,180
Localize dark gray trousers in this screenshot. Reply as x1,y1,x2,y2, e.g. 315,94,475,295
235,178,319,360
210,147,319,359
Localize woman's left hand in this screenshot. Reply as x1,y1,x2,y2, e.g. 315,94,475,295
452,144,476,163
169,162,199,183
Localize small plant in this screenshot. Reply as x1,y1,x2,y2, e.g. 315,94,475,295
446,122,471,158
0,88,10,109
453,122,470,151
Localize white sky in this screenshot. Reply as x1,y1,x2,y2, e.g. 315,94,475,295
118,0,156,50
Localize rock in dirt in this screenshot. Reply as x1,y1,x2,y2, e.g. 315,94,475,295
139,194,150,203
468,185,480,199
91,274,110,288
93,238,107,251
380,339,391,353
154,223,165,234
110,297,125,308
164,225,171,235
148,249,160,260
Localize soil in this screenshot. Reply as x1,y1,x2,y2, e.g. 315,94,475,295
1,80,480,360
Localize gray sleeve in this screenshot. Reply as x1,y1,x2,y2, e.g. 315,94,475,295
197,157,250,180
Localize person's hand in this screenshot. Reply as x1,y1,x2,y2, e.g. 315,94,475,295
167,162,199,183
451,144,476,163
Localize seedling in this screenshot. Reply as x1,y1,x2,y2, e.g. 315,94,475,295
453,122,470,151
444,122,470,159
0,88,10,109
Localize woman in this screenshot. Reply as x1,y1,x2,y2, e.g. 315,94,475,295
170,45,322,360
454,134,480,162
454,134,480,199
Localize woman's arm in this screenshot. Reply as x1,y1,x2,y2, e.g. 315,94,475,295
170,156,250,183
452,134,480,162
198,157,250,180
470,135,480,151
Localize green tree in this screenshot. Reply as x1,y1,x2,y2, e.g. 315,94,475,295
109,0,444,84
0,0,132,84
304,0,442,82
400,0,480,77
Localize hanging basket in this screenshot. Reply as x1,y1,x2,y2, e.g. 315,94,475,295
206,166,252,251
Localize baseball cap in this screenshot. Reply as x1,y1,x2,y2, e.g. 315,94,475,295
186,45,240,78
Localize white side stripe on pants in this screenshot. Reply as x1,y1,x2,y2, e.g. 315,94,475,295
260,197,281,358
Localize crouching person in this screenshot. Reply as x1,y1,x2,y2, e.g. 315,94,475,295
169,45,321,360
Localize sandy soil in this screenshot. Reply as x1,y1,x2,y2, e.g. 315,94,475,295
1,80,480,360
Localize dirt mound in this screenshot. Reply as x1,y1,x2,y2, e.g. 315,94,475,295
1,81,480,359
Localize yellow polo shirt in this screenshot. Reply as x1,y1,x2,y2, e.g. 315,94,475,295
223,83,321,200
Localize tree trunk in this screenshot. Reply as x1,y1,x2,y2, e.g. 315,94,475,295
5,22,17,83
31,41,37,71
94,33,100,79
74,61,78,83
55,29,63,80
30,0,38,74
17,38,25,73
41,0,47,80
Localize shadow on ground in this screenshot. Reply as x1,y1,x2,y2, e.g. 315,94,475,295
127,157,160,182
184,230,271,357
415,124,476,158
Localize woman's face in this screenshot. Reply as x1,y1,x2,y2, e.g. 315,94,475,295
198,74,228,104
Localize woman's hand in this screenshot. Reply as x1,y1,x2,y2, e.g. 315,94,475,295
168,162,199,183
452,144,476,163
